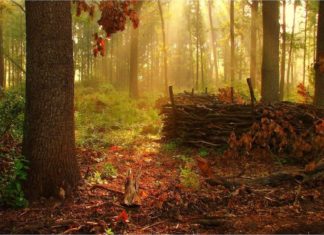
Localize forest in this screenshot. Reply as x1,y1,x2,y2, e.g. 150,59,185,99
0,0,324,233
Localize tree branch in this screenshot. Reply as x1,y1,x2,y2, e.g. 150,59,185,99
11,0,25,13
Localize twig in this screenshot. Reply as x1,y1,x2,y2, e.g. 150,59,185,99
140,220,167,231
11,0,25,13
62,225,83,234
91,184,124,195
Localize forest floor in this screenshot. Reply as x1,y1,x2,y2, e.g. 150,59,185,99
0,136,324,234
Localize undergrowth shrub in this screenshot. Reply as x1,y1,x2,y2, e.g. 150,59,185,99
0,87,28,208
0,149,28,208
180,167,200,190
75,83,160,148
0,86,25,140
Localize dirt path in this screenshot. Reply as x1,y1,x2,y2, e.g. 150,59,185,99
1,139,324,234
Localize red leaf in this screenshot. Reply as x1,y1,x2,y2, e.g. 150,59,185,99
116,210,128,223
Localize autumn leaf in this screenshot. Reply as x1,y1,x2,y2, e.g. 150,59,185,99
305,161,316,173
115,210,129,223
196,157,213,177
109,145,121,152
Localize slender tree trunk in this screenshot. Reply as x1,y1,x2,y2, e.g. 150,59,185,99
158,0,168,96
129,24,139,97
200,41,204,89
230,0,235,85
207,0,219,85
280,0,286,100
86,22,90,80
313,19,317,63
23,1,80,200
129,2,143,98
187,12,195,89
0,8,5,89
195,0,200,90
303,1,308,85
261,0,280,102
314,1,324,107
250,0,258,88
286,1,297,97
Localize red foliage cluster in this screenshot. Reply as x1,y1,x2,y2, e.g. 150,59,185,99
217,87,244,104
93,33,105,57
75,0,140,57
297,83,313,104
227,105,324,161
97,1,139,37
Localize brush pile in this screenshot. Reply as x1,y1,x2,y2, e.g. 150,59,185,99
160,92,324,158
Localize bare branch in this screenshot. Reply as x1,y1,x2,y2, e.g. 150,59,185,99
11,0,25,13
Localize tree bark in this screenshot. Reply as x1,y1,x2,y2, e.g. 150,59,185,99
314,1,324,107
0,7,5,89
250,0,258,88
261,0,280,102
23,1,80,200
230,0,235,85
207,0,219,85
280,0,286,100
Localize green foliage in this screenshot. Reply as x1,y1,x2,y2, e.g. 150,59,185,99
105,228,114,235
101,163,118,178
0,86,25,140
180,167,200,190
174,154,193,164
87,171,106,185
162,141,178,152
198,148,208,157
0,153,28,208
75,83,160,148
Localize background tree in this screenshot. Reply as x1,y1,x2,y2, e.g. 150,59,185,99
207,0,219,84
250,0,258,88
158,0,168,95
280,0,286,100
261,0,280,102
230,0,235,84
314,1,324,107
129,2,143,99
286,0,300,97
0,6,4,89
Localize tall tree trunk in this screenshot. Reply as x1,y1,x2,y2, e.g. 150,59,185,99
280,0,286,100
158,0,168,96
195,0,200,90
230,0,235,85
261,0,280,102
314,1,324,107
250,0,258,88
200,41,204,89
286,0,297,97
129,2,143,98
129,24,139,97
303,0,308,85
187,11,195,89
23,1,80,200
0,7,5,89
313,18,317,63
207,0,219,85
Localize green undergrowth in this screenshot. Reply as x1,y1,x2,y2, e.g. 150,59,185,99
75,83,161,149
0,86,28,208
